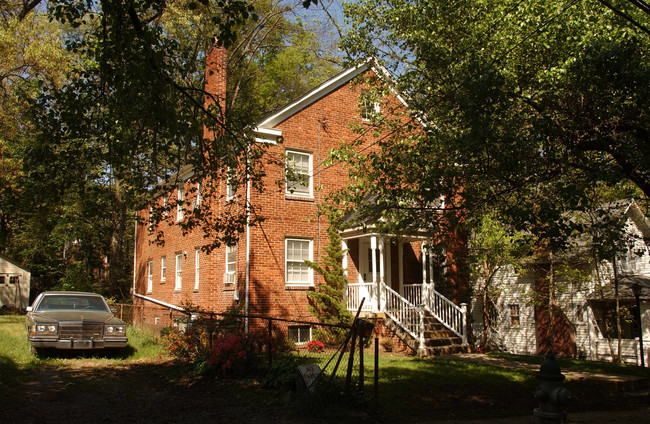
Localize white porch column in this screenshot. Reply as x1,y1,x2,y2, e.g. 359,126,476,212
421,241,431,305
421,241,427,285
341,239,348,277
379,237,386,312
398,241,404,295
428,240,435,290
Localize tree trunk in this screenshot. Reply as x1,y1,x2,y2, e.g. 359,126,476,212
108,178,129,300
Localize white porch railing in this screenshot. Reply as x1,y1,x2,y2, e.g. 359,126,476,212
403,284,422,305
346,282,467,347
346,283,376,312
382,284,425,349
422,286,467,345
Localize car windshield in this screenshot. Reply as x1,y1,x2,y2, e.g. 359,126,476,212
36,295,110,312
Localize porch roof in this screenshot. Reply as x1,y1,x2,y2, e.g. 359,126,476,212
339,194,436,242
339,226,431,242
587,275,650,301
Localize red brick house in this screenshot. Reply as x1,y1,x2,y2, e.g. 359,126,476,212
133,45,469,354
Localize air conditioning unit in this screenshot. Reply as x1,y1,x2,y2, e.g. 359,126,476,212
223,273,235,285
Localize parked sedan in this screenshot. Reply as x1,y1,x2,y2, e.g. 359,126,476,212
26,291,128,353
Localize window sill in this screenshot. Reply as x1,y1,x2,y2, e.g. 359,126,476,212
285,194,315,202
285,284,314,290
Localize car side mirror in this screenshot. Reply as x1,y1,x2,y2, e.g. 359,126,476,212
111,308,117,314
26,306,33,312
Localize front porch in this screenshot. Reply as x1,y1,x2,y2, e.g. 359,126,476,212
341,233,468,355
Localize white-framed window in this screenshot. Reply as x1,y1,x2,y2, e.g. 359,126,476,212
361,89,380,121
175,253,182,291
285,150,312,197
509,304,520,327
285,238,313,286
9,275,19,285
148,206,154,231
161,256,166,282
163,195,168,217
288,325,311,344
0,276,5,285
176,186,184,221
193,182,202,210
226,168,236,201
224,244,236,285
147,260,153,293
194,248,200,290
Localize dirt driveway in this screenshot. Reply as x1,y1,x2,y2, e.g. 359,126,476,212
2,356,306,424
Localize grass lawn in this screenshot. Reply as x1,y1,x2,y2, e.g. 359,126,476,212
2,314,646,422
0,314,166,390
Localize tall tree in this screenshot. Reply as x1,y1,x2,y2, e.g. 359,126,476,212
3,0,338,297
335,0,649,247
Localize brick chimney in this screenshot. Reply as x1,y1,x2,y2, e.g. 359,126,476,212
204,42,227,123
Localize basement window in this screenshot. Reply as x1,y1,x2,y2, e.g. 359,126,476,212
288,325,311,344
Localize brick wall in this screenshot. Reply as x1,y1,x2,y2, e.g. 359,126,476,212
134,63,407,323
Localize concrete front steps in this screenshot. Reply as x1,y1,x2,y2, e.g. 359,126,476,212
384,312,470,357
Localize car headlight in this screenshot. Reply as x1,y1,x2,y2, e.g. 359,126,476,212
34,324,58,336
105,325,126,335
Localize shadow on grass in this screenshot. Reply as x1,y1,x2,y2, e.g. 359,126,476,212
33,345,137,360
374,358,538,421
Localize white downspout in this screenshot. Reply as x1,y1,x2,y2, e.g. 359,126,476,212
245,163,251,334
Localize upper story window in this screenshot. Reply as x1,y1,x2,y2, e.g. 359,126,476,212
361,89,380,121
161,256,166,282
176,186,184,221
285,150,312,197
224,244,236,285
285,238,313,286
163,196,168,217
193,182,202,210
194,248,200,291
226,168,236,201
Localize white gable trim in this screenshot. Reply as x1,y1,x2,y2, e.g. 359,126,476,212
253,127,282,144
256,61,372,130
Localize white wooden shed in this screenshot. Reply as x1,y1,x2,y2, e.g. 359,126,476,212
0,254,31,310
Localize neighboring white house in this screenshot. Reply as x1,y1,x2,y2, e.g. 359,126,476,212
0,253,31,310
472,200,650,366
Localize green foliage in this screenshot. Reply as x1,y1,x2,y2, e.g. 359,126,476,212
1,0,339,295
305,225,354,344
468,212,535,347
336,0,650,253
